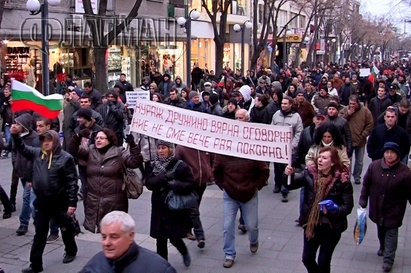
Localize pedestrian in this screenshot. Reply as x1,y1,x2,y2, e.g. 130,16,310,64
213,109,269,268
79,211,177,273
10,128,79,273
285,146,354,273
145,140,194,266
359,142,411,272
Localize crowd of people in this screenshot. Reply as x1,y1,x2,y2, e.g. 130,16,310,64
0,58,411,273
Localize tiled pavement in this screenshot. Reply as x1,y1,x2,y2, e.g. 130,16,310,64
1,156,411,273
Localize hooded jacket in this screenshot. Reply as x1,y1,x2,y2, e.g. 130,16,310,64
12,113,40,181
238,85,255,112
171,76,187,92
12,130,78,207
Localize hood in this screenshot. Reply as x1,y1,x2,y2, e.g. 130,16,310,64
239,85,252,102
175,75,182,81
163,73,171,80
40,130,62,169
143,76,151,82
15,113,32,133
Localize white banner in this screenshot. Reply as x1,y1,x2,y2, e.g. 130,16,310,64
126,89,150,109
130,100,293,163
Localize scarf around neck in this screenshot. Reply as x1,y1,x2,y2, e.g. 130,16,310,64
153,154,175,175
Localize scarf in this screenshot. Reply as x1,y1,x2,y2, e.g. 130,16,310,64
304,170,333,240
153,154,175,175
321,140,334,147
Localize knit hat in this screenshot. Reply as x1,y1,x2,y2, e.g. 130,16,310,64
209,93,219,105
73,87,82,97
295,90,304,96
204,82,212,86
327,102,339,109
157,140,174,149
228,98,238,106
189,91,198,100
77,108,92,121
381,142,401,156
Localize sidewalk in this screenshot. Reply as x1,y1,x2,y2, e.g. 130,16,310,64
1,157,411,272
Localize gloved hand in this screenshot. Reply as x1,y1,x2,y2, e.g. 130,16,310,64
77,128,91,138
164,171,175,181
125,134,135,145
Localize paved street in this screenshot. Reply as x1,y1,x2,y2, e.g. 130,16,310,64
1,155,411,273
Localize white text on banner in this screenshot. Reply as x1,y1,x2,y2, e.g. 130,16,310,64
130,100,292,163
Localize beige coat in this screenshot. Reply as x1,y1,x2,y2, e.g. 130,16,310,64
305,144,350,170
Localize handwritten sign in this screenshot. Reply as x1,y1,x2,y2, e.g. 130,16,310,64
359,68,371,77
130,100,293,163
126,89,150,108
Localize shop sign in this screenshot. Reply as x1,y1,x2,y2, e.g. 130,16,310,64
277,34,302,43
126,89,150,109
130,100,293,163
75,0,98,14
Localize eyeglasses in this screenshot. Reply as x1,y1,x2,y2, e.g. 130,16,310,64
95,136,108,140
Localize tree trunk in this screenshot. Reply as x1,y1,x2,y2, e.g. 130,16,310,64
250,44,264,71
93,47,108,93
215,40,224,77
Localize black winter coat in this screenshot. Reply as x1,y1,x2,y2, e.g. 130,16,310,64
292,124,315,168
359,159,411,228
250,105,271,124
288,166,354,233
80,242,176,273
368,97,392,127
99,102,125,145
12,133,79,207
367,124,410,161
145,158,194,239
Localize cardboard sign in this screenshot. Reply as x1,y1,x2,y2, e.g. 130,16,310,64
130,100,293,163
126,89,150,108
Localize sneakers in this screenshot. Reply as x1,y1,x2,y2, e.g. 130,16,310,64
21,266,43,273
223,258,234,268
62,253,76,264
197,239,205,249
46,233,59,244
186,232,195,241
281,194,289,203
250,242,259,254
16,225,28,236
238,224,247,234
273,186,281,194
382,262,392,272
182,252,191,267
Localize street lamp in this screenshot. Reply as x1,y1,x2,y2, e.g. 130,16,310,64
26,0,61,96
177,9,200,89
283,29,292,68
233,20,252,75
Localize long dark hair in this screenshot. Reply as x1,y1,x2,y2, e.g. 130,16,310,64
315,146,345,174
313,123,345,148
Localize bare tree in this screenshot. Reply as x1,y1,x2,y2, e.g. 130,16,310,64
82,0,143,93
201,0,232,76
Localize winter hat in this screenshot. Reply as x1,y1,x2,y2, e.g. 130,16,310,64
157,140,174,149
204,82,212,86
327,102,339,109
73,87,82,97
228,98,238,106
271,81,282,90
76,108,93,121
295,90,304,96
239,85,252,102
209,93,219,105
381,142,401,157
189,91,198,100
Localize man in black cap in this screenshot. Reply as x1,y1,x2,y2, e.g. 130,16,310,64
360,142,411,273
387,84,402,104
185,91,205,112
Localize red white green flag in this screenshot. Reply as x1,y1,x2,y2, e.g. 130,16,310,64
368,64,380,83
11,79,63,119
217,76,225,87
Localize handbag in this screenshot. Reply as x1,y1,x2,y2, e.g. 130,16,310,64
164,160,199,211
121,146,144,199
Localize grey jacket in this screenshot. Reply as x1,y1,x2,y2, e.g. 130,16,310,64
271,109,303,149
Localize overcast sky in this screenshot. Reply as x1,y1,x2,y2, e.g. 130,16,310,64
362,0,409,32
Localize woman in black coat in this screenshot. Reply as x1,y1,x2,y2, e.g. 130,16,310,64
145,140,195,267
285,146,353,273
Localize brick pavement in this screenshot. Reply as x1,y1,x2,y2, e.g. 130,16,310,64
1,157,411,273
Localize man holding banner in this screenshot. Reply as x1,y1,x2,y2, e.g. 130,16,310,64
212,109,269,269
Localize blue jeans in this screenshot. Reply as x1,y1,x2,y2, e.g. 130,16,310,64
350,146,365,181
222,190,259,260
3,125,11,155
19,180,32,227
30,190,59,235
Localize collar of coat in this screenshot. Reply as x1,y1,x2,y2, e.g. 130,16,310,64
380,158,401,170
307,164,343,197
108,241,139,270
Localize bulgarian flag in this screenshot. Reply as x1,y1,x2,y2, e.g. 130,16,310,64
217,76,225,87
368,64,380,83
11,79,63,119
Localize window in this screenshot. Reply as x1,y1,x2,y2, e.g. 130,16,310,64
278,10,287,26
290,12,298,28
300,15,306,29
